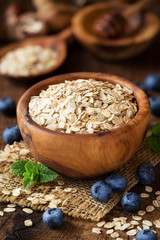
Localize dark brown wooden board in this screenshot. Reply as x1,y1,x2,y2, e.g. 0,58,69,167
0,1,160,239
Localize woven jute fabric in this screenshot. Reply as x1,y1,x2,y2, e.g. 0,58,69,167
0,140,159,222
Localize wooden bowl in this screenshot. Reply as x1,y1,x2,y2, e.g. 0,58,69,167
72,2,160,60
0,27,73,82
17,72,151,178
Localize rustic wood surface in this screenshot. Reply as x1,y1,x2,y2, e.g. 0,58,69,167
0,0,160,239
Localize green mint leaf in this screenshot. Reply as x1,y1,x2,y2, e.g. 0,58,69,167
25,161,39,175
10,160,28,177
152,123,160,137
147,135,160,154
37,163,57,183
23,177,36,189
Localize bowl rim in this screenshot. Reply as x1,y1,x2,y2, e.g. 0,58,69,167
17,72,151,138
72,2,160,47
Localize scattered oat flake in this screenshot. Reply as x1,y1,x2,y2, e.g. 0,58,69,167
142,220,152,227
0,211,4,216
12,188,21,196
2,190,10,195
142,224,150,229
146,205,154,212
140,193,149,198
120,223,131,230
116,238,123,240
24,219,33,227
7,204,16,208
130,220,139,226
4,207,16,212
153,220,160,228
155,191,160,195
92,228,101,234
132,216,142,221
106,229,114,234
137,226,142,231
64,188,72,193
156,196,160,202
104,222,115,228
153,200,160,207
138,210,146,216
97,221,106,227
111,232,119,238
57,180,65,186
114,222,121,230
145,186,153,192
23,208,33,214
126,229,138,236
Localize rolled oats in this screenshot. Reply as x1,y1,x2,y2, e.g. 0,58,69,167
24,219,33,227
22,208,33,214
111,232,119,238
140,193,149,198
4,207,16,212
153,200,160,207
126,229,137,236
97,221,106,227
106,229,114,234
92,227,101,234
145,186,153,193
0,211,4,216
146,205,154,212
0,46,58,77
153,220,160,228
29,79,137,134
142,220,152,227
155,191,160,195
138,210,146,216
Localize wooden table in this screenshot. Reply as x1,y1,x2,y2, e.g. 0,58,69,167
0,1,160,239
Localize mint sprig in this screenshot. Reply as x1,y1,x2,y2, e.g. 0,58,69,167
10,160,58,189
147,123,160,154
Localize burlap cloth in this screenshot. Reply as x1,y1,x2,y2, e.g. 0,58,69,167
0,139,159,222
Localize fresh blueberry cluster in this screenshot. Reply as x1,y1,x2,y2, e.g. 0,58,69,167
91,174,128,202
134,74,160,117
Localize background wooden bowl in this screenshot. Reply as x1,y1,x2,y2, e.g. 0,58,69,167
17,72,151,178
72,2,160,60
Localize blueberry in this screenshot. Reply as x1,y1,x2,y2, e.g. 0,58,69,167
136,162,156,185
91,180,112,202
105,174,128,194
136,229,158,240
133,81,148,95
121,192,141,211
145,74,160,91
0,97,16,116
2,125,22,145
42,208,64,229
149,96,160,117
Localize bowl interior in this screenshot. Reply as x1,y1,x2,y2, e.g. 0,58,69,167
18,72,150,137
